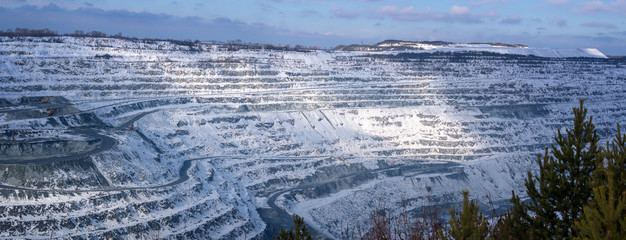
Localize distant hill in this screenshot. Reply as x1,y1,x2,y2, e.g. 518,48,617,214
334,39,527,51
334,39,606,58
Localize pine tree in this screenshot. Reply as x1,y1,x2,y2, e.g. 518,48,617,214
492,191,530,240
573,172,626,240
573,124,626,240
592,123,626,203
274,215,313,240
440,190,489,240
509,99,600,239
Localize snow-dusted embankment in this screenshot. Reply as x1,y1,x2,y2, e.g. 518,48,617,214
0,36,624,239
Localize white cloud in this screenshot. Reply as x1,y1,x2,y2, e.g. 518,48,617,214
450,5,469,15
377,5,482,23
544,0,570,5
573,0,626,16
500,14,522,24
482,11,500,18
582,22,618,29
470,0,515,7
331,6,359,19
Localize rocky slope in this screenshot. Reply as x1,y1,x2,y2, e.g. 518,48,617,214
0,36,625,239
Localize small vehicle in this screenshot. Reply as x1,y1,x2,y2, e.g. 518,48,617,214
46,108,57,116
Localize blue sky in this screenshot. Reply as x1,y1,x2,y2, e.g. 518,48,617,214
0,0,625,54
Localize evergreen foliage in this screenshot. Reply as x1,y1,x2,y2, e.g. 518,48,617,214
274,215,313,240
508,99,601,239
440,190,489,240
592,124,626,202
293,100,625,240
573,173,626,240
573,124,626,240
491,191,529,240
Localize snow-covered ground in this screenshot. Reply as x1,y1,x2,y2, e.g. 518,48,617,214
0,36,625,239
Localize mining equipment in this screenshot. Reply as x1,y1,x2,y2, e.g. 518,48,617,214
46,108,57,116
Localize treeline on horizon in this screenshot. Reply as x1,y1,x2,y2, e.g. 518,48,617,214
0,28,321,51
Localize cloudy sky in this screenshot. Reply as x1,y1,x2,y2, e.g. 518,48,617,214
1,0,625,54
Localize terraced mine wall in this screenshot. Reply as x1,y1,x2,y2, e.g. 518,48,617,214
0,138,100,159
0,36,625,239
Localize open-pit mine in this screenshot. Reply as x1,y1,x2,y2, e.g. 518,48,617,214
0,36,625,239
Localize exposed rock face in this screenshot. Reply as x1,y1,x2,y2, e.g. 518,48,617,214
0,138,100,159
0,36,625,239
